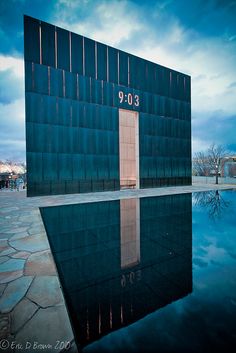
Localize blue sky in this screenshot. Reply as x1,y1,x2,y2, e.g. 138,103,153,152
0,0,236,162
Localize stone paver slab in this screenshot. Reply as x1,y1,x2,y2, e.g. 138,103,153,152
15,306,73,353
10,232,29,240
4,227,29,234
0,276,33,313
0,239,8,248
11,251,31,259
0,270,23,284
0,206,19,213
0,283,6,296
27,276,63,308
0,256,9,264
28,225,45,235
25,250,56,276
11,297,38,334
9,234,49,253
0,247,16,256
0,258,25,274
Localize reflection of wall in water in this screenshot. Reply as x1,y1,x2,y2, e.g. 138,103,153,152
120,198,140,268
40,194,192,347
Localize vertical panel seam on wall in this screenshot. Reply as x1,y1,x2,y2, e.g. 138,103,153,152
48,67,50,95
63,70,65,97
106,46,109,82
101,80,104,105
55,28,58,69
70,101,72,127
39,22,42,65
177,74,179,100
128,56,130,87
95,42,97,80
112,83,115,106
69,31,72,72
32,62,35,90
76,73,79,99
118,51,120,85
82,37,85,75
89,77,92,102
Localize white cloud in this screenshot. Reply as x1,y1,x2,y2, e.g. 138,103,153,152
0,97,25,131
0,98,25,161
1,0,236,160
53,0,236,119
131,25,236,116
0,55,24,78
55,0,144,46
192,138,211,154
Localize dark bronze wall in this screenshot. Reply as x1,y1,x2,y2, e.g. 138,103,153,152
24,15,191,196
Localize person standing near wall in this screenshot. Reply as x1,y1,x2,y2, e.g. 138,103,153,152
16,177,24,191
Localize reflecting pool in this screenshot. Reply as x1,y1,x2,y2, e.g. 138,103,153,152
40,190,236,353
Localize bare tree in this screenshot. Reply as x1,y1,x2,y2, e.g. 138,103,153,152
193,151,210,176
207,144,227,184
193,143,227,184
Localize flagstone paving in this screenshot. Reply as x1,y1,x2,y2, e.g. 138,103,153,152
0,270,23,284
26,276,63,308
0,183,236,352
24,250,56,276
11,251,31,259
0,247,16,256
0,258,25,273
0,276,33,313
0,256,9,264
9,234,49,253
15,306,73,352
11,297,38,334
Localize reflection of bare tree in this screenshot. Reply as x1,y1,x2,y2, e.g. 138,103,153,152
193,190,230,220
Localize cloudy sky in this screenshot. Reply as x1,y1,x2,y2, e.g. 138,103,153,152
0,0,236,162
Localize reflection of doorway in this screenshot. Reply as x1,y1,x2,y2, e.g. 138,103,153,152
120,198,140,269
119,109,139,189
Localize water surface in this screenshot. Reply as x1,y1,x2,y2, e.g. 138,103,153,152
40,190,236,352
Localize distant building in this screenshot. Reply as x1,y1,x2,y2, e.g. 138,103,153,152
0,162,26,188
221,156,236,177
24,16,191,197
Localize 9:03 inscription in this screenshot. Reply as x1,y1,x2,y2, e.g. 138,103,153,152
118,91,140,107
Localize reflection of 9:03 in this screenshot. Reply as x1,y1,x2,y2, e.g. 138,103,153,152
118,91,140,107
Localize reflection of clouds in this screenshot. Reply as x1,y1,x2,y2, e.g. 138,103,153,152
85,255,236,351
85,194,236,352
85,278,236,352
193,191,236,279
193,243,227,269
228,252,236,260
193,258,208,267
196,247,208,256
210,260,222,267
